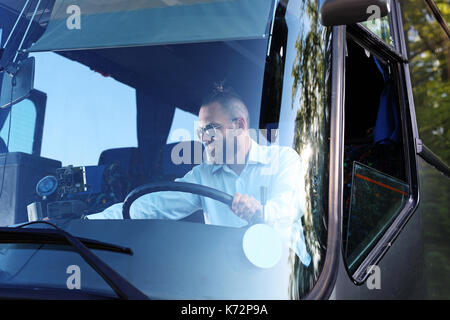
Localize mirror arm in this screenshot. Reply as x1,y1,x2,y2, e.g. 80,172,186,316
0,0,32,71
13,0,43,63
2,0,32,50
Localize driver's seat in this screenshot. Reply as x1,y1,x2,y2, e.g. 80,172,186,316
157,141,205,224
151,140,204,181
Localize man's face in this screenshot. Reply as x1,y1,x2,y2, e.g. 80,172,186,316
198,102,245,164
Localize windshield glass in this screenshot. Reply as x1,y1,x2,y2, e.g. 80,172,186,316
0,0,332,299
29,0,273,51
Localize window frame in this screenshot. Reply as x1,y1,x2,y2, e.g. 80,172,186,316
341,2,421,285
28,89,46,156
305,25,345,300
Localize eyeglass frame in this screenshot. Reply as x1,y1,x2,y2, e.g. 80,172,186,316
196,118,239,141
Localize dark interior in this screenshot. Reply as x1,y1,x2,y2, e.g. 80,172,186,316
345,40,385,144
342,38,407,253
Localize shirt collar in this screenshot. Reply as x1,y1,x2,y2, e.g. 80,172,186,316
211,139,270,174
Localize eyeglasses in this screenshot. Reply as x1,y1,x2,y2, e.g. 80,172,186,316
196,118,238,141
196,123,223,141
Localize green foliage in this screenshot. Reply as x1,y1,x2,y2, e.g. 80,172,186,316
400,0,450,165
400,0,450,299
418,159,450,299
289,0,332,299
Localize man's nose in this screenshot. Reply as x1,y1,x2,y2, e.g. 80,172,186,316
201,133,214,144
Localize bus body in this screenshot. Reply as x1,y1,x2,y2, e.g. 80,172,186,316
0,0,448,299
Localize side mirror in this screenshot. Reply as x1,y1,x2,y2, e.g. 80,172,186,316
319,0,391,27
0,57,35,109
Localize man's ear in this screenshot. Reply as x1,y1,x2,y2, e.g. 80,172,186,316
235,117,247,130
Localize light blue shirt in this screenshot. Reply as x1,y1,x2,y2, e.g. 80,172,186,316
88,140,311,266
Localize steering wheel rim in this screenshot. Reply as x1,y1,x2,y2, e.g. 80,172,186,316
122,181,234,219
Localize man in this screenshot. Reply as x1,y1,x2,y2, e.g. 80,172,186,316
88,89,311,267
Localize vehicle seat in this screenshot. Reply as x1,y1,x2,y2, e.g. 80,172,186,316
151,141,204,182
65,147,147,214
152,141,205,223
98,147,147,195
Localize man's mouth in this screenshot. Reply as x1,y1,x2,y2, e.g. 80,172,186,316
204,142,217,159
208,146,215,157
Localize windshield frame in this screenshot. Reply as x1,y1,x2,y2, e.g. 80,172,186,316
303,25,342,300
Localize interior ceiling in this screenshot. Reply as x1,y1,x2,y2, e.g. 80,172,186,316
58,39,267,114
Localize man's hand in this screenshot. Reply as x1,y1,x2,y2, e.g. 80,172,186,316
231,192,262,223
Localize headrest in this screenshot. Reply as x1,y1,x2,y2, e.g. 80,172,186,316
98,147,146,180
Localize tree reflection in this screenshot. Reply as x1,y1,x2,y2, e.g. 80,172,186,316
287,0,331,299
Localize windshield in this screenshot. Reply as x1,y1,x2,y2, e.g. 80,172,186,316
0,0,332,299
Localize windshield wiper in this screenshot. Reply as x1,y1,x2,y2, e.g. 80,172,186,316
0,227,133,255
0,221,149,300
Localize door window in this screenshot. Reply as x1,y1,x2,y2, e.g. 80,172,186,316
342,38,410,274
345,162,409,271
361,14,395,48
0,98,37,154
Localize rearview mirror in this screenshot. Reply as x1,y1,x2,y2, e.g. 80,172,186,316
319,0,391,27
0,57,35,109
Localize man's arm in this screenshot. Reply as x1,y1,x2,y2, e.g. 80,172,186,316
224,146,310,265
87,169,202,220
262,148,311,267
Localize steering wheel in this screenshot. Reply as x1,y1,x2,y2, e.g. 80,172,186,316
122,181,234,219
